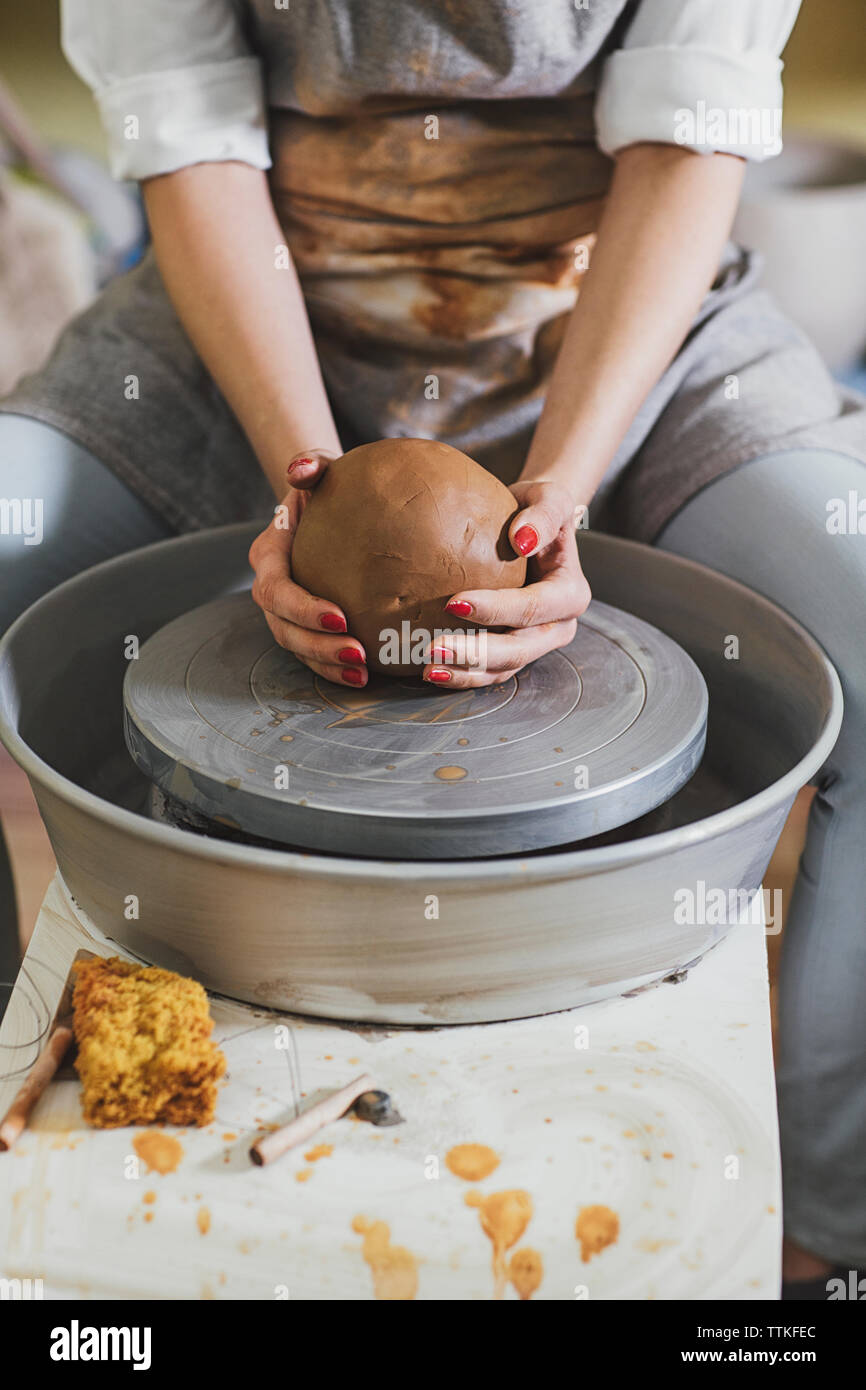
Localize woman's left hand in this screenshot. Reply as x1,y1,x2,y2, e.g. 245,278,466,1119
424,479,591,687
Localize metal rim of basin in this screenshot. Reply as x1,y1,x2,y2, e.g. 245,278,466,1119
0,523,843,884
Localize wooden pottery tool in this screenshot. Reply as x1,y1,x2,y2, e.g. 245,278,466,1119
0,949,95,1150
249,1073,403,1166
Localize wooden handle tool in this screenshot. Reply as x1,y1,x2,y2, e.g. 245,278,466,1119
0,1024,73,1151
250,1072,376,1166
0,948,96,1151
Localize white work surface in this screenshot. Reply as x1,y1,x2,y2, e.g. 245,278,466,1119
0,874,781,1300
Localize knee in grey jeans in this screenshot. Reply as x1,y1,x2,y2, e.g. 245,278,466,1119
0,413,173,633
0,413,173,962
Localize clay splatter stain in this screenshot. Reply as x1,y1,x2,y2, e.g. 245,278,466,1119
279,734,294,742
296,1168,313,1183
466,1189,533,1299
434,765,467,781
197,1206,211,1235
575,1204,619,1263
446,1143,500,1181
352,1216,418,1300
133,1132,183,1175
509,1247,543,1300
303,1143,333,1163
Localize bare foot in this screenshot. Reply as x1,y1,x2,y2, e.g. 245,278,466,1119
783,1237,833,1282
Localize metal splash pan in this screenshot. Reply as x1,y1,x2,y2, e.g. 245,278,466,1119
122,593,707,859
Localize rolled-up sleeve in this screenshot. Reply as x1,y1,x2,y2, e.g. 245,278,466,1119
595,0,802,162
61,0,271,180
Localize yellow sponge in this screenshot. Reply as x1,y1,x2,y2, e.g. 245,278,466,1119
72,956,226,1128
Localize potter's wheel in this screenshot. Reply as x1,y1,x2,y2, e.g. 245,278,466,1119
3,523,840,1020
123,592,707,859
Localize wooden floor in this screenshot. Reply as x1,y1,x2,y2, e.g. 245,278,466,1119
1,742,812,1021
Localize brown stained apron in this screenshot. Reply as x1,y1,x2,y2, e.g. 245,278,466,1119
268,94,610,482
2,0,864,541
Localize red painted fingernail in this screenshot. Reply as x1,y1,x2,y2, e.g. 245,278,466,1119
338,647,364,665
429,647,454,663
446,600,472,617
342,668,365,685
513,525,539,556
426,668,452,684
320,613,346,632
288,456,315,474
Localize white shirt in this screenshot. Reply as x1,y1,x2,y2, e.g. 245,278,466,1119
61,0,802,182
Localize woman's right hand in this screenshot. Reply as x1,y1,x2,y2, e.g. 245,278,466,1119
248,450,369,688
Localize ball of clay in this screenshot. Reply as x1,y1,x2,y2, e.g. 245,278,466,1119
291,438,527,677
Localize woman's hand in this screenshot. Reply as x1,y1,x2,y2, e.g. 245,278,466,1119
425,479,591,688
248,451,369,688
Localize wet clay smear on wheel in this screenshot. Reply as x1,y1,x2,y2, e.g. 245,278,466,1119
72,957,226,1128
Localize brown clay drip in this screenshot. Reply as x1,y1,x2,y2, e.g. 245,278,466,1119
466,1188,533,1299
575,1204,619,1262
132,1132,184,1175
445,1143,500,1180
509,1248,544,1300
352,1216,419,1300
303,1142,333,1162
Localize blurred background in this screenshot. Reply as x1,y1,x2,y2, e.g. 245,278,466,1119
0,0,865,1025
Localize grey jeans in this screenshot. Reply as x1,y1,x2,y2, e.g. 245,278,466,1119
1,414,864,1265
658,447,866,1271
